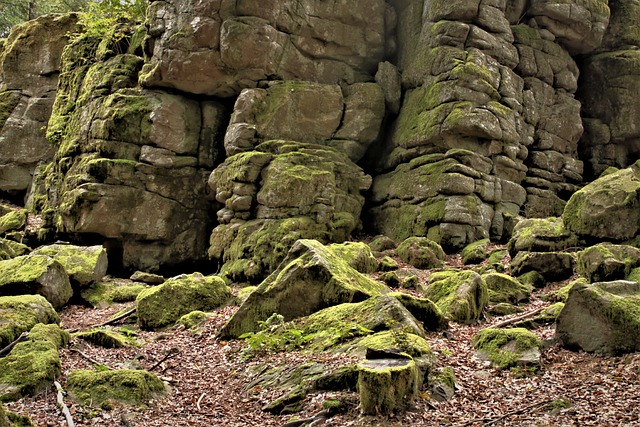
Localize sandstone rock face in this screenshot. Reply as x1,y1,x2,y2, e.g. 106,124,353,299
140,0,391,97
578,0,640,178
29,29,226,273
368,0,609,251
0,14,79,194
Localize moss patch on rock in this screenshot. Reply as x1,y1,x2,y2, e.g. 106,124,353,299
80,280,147,307
32,244,108,287
483,273,532,305
388,292,448,331
177,310,208,329
67,369,166,408
0,210,27,235
576,244,640,282
461,238,490,265
220,240,389,338
0,295,59,348
425,270,488,323
0,324,69,402
473,327,541,369
0,239,30,261
397,237,446,269
136,273,232,330
74,328,136,348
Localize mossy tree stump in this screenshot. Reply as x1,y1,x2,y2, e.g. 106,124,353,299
357,358,419,415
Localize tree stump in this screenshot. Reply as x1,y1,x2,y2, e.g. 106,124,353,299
357,358,419,415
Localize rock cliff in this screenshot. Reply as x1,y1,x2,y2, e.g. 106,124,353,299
0,0,638,278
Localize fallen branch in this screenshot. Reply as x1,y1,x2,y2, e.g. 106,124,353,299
492,307,545,329
69,348,110,369
0,331,28,358
482,399,549,426
66,306,137,334
96,307,137,328
54,380,75,427
148,347,180,372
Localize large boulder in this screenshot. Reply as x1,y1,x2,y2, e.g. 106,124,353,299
396,237,446,269
556,280,640,354
0,255,73,309
424,270,488,323
0,323,69,402
576,244,640,283
0,295,59,349
209,141,371,283
136,273,233,330
563,161,640,241
219,239,389,338
483,272,532,305
32,244,107,287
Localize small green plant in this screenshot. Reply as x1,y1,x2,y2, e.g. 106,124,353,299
545,397,572,412
240,313,308,359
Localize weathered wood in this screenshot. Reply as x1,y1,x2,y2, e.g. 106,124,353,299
357,358,419,415
54,381,75,427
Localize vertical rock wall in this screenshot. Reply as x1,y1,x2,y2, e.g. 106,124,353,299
367,0,609,251
0,14,78,195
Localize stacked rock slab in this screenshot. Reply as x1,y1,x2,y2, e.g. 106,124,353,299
29,28,226,272
0,14,78,195
369,0,609,251
138,0,395,281
578,0,640,178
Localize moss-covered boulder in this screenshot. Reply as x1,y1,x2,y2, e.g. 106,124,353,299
177,310,208,329
510,251,574,283
368,235,396,253
219,240,388,338
563,161,640,241
378,256,399,272
136,273,232,330
73,328,135,348
209,141,371,283
424,270,488,323
461,238,490,265
473,328,541,369
556,280,640,354
397,237,446,269
0,324,69,401
389,292,448,331
576,244,640,283
80,280,147,308
0,295,59,348
32,244,107,287
0,239,30,261
0,255,72,308
358,358,419,415
67,369,166,408
507,217,579,256
483,272,532,305
0,210,27,236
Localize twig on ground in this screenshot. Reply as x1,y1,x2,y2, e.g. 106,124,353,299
69,348,110,368
492,307,545,329
65,306,137,334
0,331,28,357
54,380,75,427
196,392,206,411
148,347,180,372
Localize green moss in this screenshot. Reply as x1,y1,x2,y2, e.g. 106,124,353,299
0,295,59,348
0,324,69,402
627,267,640,282
389,292,448,331
0,209,27,235
80,281,147,307
425,270,488,323
177,310,208,329
67,369,166,407
397,237,445,269
0,239,30,261
136,273,232,330
483,273,532,305
461,239,490,265
378,256,399,272
0,91,21,129
473,328,541,369
355,331,432,358
358,358,419,415
74,328,136,348
6,410,36,427
508,217,578,255
577,244,640,282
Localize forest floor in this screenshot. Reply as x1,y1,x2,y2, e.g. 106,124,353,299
5,250,640,427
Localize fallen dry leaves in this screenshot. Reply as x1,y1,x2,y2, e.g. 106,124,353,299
5,250,640,427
